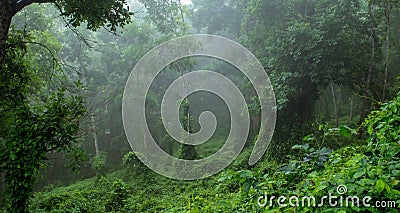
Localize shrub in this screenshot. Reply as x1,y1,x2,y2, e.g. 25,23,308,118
91,152,107,176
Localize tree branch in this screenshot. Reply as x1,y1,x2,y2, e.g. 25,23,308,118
12,0,55,17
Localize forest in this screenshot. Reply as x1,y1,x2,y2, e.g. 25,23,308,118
0,0,400,212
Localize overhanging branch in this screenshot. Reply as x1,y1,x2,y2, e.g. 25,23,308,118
12,0,56,17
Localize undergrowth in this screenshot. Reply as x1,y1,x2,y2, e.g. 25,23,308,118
29,94,400,212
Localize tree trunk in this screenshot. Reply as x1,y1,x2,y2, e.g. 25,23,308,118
254,112,260,138
382,0,390,101
337,85,341,127
0,2,11,204
91,113,99,155
1,0,57,70
0,1,12,71
323,90,330,119
0,172,5,207
331,83,339,127
349,95,354,123
359,1,375,138
179,66,197,160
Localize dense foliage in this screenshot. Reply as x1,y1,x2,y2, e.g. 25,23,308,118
28,92,400,212
0,0,132,212
1,0,400,212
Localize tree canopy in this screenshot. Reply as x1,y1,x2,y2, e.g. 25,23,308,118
1,0,400,212
0,0,132,70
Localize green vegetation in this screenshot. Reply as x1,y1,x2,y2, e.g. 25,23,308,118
28,95,400,212
1,0,400,212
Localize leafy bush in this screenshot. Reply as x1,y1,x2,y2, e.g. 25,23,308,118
365,93,400,157
91,152,107,176
122,152,138,169
105,179,131,212
122,151,148,177
239,94,400,212
29,94,400,212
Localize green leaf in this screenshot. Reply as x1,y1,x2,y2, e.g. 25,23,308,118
353,171,365,179
314,185,327,193
339,125,353,137
303,135,315,142
244,181,252,192
368,125,373,135
239,170,253,179
390,189,400,196
375,179,386,194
